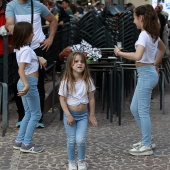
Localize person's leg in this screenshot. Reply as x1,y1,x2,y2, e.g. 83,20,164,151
137,67,158,146
37,67,45,115
76,115,88,161
136,80,152,146
22,77,42,145
63,114,77,162
19,79,43,154
131,67,159,146
15,79,31,143
130,85,141,130
34,47,46,127
74,110,88,170
16,77,41,145
129,67,159,156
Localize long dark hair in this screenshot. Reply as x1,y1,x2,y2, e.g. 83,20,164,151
135,4,160,42
12,22,33,50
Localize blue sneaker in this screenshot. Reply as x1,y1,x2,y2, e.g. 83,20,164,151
13,141,22,150
20,143,44,153
36,122,44,128
16,121,22,128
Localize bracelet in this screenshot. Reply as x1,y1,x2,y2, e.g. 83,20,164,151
116,50,120,56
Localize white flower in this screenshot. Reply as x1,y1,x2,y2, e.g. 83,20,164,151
71,40,102,61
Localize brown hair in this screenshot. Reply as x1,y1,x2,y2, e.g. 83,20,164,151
135,4,159,42
61,51,94,94
12,22,33,50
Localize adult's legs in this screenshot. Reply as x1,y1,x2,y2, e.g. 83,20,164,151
34,47,46,124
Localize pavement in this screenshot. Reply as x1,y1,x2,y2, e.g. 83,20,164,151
0,79,170,170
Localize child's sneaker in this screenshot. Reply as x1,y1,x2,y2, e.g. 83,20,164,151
78,160,88,170
129,144,153,156
13,141,22,150
16,121,22,128
36,122,44,128
133,141,156,149
20,143,43,153
68,162,77,170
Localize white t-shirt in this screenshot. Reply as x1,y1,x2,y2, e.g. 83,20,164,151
135,30,160,63
58,79,95,106
15,46,39,75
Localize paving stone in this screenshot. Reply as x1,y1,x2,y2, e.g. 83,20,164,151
0,83,170,170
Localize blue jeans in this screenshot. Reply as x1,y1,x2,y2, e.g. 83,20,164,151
130,66,159,146
16,77,42,145
63,109,88,162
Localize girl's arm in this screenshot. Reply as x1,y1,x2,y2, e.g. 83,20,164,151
18,63,29,96
88,91,97,127
59,96,74,125
154,40,166,66
114,45,145,61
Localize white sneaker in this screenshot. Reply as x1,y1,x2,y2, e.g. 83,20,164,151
133,141,156,149
78,161,88,170
68,162,77,170
129,144,153,156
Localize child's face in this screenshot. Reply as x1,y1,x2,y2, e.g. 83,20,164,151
133,12,142,29
72,54,85,75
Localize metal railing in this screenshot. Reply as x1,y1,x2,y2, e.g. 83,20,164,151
0,82,8,137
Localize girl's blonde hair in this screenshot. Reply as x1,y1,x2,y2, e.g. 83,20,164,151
61,51,94,94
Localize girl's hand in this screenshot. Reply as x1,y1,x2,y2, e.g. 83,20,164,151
89,115,97,127
114,45,123,56
67,115,75,126
17,85,29,96
38,57,47,69
155,66,160,75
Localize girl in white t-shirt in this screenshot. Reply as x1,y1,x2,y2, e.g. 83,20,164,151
58,52,97,170
11,22,47,154
114,4,166,156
